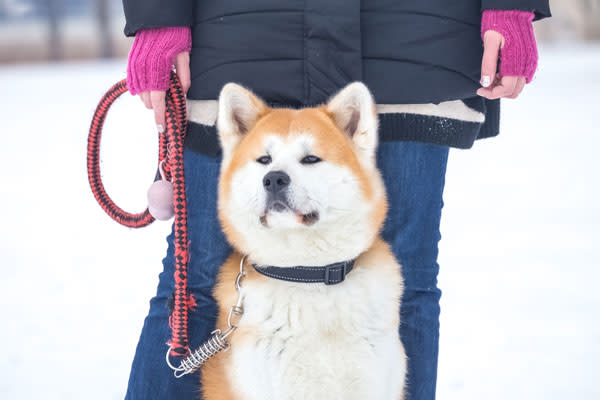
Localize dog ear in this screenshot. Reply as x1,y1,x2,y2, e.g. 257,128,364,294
217,83,267,156
326,82,378,162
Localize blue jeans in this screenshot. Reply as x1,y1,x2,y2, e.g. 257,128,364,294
125,138,449,400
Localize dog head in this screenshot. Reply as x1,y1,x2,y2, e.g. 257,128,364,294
216,82,387,267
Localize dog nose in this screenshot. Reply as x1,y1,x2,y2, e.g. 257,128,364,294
263,171,290,193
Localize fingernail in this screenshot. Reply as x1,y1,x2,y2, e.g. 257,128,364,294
481,76,491,87
157,124,165,134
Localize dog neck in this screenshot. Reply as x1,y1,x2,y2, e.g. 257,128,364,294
243,219,377,267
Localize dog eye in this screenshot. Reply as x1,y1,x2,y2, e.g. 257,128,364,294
257,155,272,165
300,155,322,164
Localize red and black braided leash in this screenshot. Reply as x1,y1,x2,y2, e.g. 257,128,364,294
87,72,192,357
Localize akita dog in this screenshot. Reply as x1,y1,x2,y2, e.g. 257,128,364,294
201,82,406,400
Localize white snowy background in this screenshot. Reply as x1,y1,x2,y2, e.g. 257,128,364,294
0,43,599,399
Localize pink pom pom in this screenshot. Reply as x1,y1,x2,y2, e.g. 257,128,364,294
147,180,174,220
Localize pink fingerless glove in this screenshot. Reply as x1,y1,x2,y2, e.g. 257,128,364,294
127,27,192,95
481,10,538,83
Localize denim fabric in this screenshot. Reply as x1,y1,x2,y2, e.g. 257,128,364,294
377,141,449,400
125,136,449,400
125,149,232,399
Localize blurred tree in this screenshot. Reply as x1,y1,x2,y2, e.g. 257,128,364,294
47,0,61,60
1,0,33,18
95,0,113,58
574,0,600,40
536,0,600,41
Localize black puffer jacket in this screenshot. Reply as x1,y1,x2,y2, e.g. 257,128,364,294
123,0,550,150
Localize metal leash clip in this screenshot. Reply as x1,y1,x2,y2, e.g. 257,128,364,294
166,256,247,378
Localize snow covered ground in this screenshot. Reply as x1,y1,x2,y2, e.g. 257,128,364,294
0,43,598,399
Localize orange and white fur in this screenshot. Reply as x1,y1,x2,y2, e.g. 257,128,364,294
201,82,406,400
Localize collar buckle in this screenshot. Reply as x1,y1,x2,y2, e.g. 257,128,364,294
324,261,348,285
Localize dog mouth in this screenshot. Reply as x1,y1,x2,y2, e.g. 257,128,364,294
260,200,319,227
300,211,319,225
269,200,288,213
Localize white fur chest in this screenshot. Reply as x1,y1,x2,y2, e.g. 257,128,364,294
226,263,406,400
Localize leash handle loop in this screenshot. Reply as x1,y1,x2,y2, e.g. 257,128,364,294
88,73,192,356
87,79,158,228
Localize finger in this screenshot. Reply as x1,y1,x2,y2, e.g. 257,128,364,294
140,92,152,109
477,74,501,97
477,87,492,98
494,73,502,86
477,76,518,100
175,52,191,94
477,87,498,99
150,90,166,130
489,76,519,100
481,31,502,88
477,75,499,97
507,77,526,99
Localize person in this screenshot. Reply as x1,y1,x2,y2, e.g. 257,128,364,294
121,1,551,399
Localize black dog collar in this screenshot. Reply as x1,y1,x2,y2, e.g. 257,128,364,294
252,259,356,285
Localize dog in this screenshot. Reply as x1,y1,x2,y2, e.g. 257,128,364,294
201,82,406,400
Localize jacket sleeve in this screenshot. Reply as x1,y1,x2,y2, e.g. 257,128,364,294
122,0,194,36
481,0,551,21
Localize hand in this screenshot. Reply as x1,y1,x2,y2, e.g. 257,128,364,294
138,51,191,131
477,31,527,100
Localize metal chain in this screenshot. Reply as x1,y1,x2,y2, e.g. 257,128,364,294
166,255,247,378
